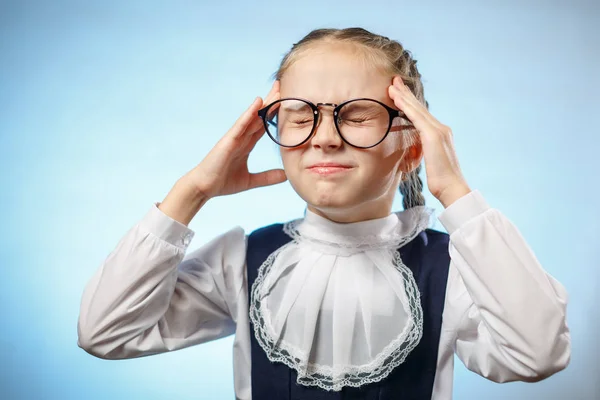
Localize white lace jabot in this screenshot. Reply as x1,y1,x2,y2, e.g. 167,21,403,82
249,206,436,391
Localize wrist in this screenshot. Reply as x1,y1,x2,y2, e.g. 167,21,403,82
437,183,472,208
176,176,211,203
159,179,209,226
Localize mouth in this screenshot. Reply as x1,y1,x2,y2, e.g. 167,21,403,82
306,163,354,176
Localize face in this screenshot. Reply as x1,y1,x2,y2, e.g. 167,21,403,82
279,42,418,223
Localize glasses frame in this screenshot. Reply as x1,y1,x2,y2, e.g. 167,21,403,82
257,97,409,149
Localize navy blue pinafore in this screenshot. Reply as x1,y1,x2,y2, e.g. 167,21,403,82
246,223,451,400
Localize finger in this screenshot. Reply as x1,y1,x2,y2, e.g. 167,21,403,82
249,80,281,136
237,80,281,138
263,80,281,105
389,79,429,120
246,112,266,136
248,169,287,189
391,77,444,128
228,97,264,139
388,84,438,136
238,89,280,153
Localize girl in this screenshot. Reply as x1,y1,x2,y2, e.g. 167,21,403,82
77,28,571,399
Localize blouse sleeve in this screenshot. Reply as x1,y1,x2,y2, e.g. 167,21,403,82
437,190,571,382
77,202,248,360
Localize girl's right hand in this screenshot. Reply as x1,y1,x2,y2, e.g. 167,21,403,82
159,81,285,226
184,80,286,199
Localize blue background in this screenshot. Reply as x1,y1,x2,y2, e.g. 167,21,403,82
1,0,598,399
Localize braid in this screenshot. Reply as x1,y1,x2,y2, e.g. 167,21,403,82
399,164,426,210
395,48,426,209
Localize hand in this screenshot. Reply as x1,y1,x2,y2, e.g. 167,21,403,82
388,76,471,208
183,81,287,199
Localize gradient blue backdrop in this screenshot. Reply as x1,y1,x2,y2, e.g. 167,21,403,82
1,0,598,399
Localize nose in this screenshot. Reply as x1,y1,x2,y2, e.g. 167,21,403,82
310,107,343,151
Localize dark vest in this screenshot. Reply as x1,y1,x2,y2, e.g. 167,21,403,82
246,223,451,400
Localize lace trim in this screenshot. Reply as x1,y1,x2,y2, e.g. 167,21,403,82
249,244,425,391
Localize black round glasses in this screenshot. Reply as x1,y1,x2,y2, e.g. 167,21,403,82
257,98,411,149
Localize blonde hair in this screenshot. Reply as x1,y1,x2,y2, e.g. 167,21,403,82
274,27,427,210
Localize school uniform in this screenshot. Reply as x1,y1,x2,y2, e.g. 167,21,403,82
77,190,571,400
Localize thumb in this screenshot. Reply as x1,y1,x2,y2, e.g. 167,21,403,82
248,169,287,190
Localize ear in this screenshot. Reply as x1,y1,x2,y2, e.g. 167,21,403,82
398,138,423,177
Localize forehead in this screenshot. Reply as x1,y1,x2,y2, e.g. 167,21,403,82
279,42,393,106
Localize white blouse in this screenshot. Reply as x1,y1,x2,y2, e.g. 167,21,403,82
77,190,571,400
250,202,434,391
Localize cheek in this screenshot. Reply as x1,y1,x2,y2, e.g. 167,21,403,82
280,150,301,178
359,147,404,192
383,133,405,156
344,153,394,193
384,137,410,172
364,141,403,170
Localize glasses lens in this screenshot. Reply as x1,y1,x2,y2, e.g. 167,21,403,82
337,100,390,147
265,99,314,147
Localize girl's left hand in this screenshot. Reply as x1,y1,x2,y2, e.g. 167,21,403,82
388,76,472,208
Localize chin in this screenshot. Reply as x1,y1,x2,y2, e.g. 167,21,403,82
304,186,362,212
289,173,384,213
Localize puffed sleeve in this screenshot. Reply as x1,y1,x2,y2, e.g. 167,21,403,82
77,202,248,360
437,190,571,382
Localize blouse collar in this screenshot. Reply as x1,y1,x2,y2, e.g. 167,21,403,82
285,206,436,254
301,208,400,239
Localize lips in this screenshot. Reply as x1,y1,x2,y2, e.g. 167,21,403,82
307,162,353,169
306,162,354,176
